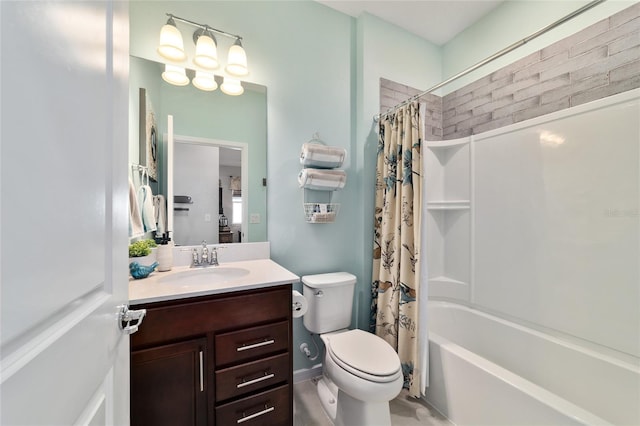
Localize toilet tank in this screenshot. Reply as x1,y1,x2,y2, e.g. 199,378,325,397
302,272,357,334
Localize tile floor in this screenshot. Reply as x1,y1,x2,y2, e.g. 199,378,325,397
293,378,453,426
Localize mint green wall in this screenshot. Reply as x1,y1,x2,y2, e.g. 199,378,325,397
354,12,441,334
441,0,638,93
131,1,354,372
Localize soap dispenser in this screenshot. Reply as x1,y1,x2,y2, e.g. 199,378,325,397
156,233,173,272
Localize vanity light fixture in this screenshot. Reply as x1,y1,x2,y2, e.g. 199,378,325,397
157,13,248,94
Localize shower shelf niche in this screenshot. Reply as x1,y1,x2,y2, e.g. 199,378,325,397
425,137,472,301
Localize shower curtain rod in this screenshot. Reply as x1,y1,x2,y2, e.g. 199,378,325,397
374,0,606,122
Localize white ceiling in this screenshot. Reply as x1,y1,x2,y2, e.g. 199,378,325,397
220,147,241,168
316,0,505,46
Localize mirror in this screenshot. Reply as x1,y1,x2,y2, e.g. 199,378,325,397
169,134,249,246
129,56,267,245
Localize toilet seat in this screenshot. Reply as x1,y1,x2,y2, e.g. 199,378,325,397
325,329,401,383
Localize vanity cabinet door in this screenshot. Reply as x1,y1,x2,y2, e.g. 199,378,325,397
131,338,208,426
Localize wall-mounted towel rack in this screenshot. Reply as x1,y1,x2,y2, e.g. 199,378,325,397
173,195,192,212
298,133,346,223
173,195,193,204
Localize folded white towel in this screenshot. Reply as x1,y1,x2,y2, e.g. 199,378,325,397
138,185,157,233
298,168,347,191
153,194,167,236
300,143,346,168
230,176,241,191
129,179,144,238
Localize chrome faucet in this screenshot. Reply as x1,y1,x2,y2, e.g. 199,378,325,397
210,247,219,267
191,248,201,267
190,241,219,267
201,241,209,265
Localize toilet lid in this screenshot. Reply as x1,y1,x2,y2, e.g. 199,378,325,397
327,329,400,378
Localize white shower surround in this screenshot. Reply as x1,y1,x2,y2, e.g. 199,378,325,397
424,89,640,424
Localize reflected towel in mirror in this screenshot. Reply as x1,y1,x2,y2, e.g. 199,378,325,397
138,185,157,233
153,194,166,236
129,179,144,237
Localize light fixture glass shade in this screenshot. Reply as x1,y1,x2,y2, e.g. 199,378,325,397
157,20,186,61
220,77,244,96
225,39,248,76
193,71,218,91
193,33,219,70
162,64,189,86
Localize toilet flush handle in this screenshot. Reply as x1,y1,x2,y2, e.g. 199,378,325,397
315,290,324,297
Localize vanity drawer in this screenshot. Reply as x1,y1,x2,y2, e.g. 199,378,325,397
215,321,289,367
131,286,290,350
216,353,289,402
215,384,290,426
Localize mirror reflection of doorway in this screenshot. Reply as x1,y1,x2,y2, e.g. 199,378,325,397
172,140,244,246
218,147,242,244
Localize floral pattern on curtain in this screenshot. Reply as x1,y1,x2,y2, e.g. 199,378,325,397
370,101,422,397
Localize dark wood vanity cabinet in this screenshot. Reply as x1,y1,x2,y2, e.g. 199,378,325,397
131,338,208,426
130,284,293,426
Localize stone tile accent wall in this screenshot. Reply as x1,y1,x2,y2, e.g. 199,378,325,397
379,3,639,141
380,78,443,141
443,2,640,139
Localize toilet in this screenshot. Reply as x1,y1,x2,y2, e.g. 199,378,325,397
302,272,403,426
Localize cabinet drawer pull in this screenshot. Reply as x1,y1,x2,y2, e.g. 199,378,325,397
199,350,204,392
237,405,275,424
236,372,275,389
236,339,275,352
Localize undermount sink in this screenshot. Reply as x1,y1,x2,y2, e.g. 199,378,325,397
156,267,250,286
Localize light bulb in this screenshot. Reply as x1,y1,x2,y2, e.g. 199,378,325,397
157,18,185,61
193,32,219,70
225,39,248,77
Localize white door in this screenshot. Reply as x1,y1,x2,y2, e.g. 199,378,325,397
1,1,132,425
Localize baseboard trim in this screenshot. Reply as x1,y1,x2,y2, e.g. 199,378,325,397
293,364,323,383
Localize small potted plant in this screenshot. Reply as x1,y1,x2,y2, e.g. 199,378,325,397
129,238,157,259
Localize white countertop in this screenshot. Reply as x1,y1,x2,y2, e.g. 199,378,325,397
129,259,300,305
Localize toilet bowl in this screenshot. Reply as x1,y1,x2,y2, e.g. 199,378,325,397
317,330,403,426
322,330,403,401
301,272,404,426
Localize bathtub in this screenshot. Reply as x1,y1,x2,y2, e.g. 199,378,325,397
424,301,640,425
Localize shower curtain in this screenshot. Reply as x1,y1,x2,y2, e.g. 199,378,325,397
370,101,425,397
